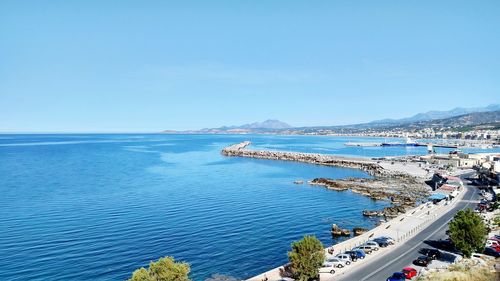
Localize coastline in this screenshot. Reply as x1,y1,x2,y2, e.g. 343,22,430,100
221,141,438,281
246,182,468,281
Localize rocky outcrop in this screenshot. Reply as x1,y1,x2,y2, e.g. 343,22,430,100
309,177,429,207
309,178,349,191
353,227,368,236
363,210,383,217
382,205,407,218
363,205,407,218
331,224,351,236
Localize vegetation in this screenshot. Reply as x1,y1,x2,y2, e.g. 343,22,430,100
448,208,487,258
127,256,191,281
287,235,325,281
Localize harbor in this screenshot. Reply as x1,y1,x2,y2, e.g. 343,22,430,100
345,137,459,149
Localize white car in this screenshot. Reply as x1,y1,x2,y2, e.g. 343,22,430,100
364,241,381,250
335,253,352,265
325,257,347,268
360,243,379,251
319,262,337,274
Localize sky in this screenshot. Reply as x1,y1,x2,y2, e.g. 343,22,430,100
1,1,499,132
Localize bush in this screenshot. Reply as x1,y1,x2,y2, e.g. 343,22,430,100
127,256,191,281
288,235,325,281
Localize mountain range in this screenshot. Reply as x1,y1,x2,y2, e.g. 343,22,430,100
163,104,500,134
366,104,500,127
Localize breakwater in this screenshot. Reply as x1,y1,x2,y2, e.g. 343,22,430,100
222,141,409,178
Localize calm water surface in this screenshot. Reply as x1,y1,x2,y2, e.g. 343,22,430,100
0,134,497,281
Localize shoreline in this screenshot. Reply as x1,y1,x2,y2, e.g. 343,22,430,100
221,141,439,281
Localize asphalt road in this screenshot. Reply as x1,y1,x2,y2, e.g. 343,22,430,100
337,175,480,281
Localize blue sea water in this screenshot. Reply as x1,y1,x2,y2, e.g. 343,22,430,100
0,134,497,281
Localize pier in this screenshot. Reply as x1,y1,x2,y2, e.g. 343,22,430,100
222,141,411,178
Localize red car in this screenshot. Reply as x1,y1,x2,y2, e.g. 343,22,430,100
491,245,500,253
402,267,417,279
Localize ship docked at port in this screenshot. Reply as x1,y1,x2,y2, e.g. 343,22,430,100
381,137,417,147
345,137,459,149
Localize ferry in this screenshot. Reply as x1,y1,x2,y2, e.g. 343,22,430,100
381,137,418,147
345,142,381,147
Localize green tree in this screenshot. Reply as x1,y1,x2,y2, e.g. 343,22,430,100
127,256,191,281
448,208,487,258
288,235,325,281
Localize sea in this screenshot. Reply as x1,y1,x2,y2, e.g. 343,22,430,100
0,134,497,281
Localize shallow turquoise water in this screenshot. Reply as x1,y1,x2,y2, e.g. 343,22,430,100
0,134,495,280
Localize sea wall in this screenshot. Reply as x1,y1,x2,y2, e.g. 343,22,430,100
222,141,410,178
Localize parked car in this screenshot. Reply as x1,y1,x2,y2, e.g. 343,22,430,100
345,250,365,260
319,262,336,274
353,246,373,254
372,237,390,247
335,253,353,264
360,243,379,252
378,236,395,244
483,247,500,258
402,267,417,279
365,240,384,249
413,255,432,267
486,240,500,248
325,257,346,268
420,248,441,260
386,272,406,281
486,243,500,252
436,238,456,251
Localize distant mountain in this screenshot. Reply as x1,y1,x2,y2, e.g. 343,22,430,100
239,119,291,129
162,104,499,134
403,110,500,130
368,104,500,126
163,119,291,134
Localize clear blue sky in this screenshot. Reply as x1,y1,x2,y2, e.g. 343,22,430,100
1,1,499,132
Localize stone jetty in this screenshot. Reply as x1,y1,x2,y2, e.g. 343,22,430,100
221,141,406,177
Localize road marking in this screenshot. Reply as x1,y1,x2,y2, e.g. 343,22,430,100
358,186,476,281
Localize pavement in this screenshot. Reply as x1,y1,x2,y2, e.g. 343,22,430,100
333,174,480,281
